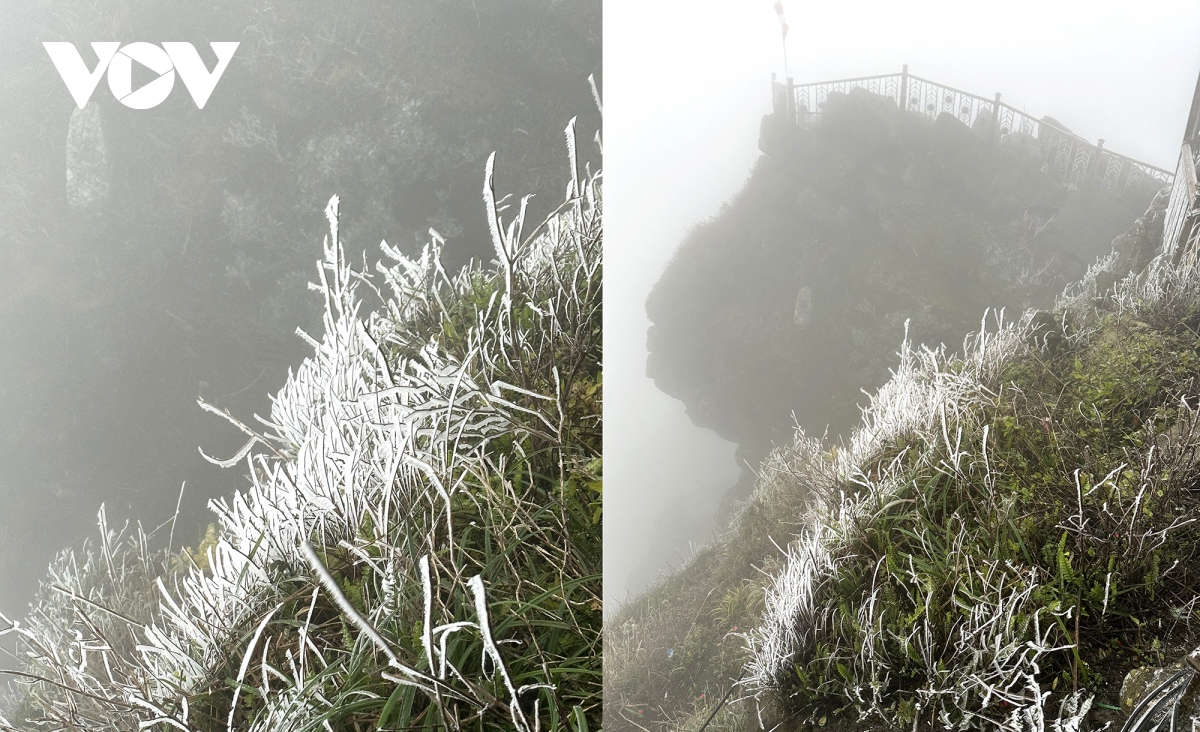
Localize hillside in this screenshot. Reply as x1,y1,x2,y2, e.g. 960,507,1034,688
608,87,1200,730
646,88,1165,511
607,189,1200,730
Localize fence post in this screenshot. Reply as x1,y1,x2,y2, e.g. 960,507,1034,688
787,76,795,125
991,93,1002,146
900,64,909,111
771,72,779,116
1093,138,1105,185
1185,69,1200,142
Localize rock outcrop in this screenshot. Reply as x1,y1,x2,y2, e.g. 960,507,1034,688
647,87,1165,513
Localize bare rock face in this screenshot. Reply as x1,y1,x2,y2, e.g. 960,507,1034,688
1121,656,1200,726
65,104,110,214
648,87,1163,480
1121,665,1179,713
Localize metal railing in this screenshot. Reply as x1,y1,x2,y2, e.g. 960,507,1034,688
1163,72,1200,263
772,65,1174,194
1162,142,1198,263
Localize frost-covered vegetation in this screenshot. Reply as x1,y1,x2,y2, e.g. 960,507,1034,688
0,0,599,619
607,194,1200,729
0,126,601,731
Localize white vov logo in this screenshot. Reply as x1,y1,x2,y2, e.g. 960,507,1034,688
44,42,239,110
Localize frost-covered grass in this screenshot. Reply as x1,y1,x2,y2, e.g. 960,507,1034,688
607,199,1200,731
745,252,1200,728
0,121,601,732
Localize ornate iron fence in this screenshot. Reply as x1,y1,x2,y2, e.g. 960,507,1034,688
773,66,1174,194
788,72,901,127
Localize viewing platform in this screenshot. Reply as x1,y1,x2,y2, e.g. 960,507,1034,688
771,66,1174,194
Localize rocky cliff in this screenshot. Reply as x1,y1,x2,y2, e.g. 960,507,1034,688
647,88,1165,509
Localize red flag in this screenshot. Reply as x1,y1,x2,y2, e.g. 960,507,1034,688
775,0,789,39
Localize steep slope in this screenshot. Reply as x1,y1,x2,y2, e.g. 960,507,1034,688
608,195,1200,730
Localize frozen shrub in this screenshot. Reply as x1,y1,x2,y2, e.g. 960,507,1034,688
1,120,601,732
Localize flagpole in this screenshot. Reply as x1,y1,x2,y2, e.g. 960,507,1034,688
783,35,789,80
775,1,790,82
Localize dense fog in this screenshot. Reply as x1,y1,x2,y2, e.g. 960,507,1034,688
605,0,1200,610
0,0,599,627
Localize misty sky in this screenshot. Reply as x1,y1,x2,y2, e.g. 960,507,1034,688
604,0,1200,610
